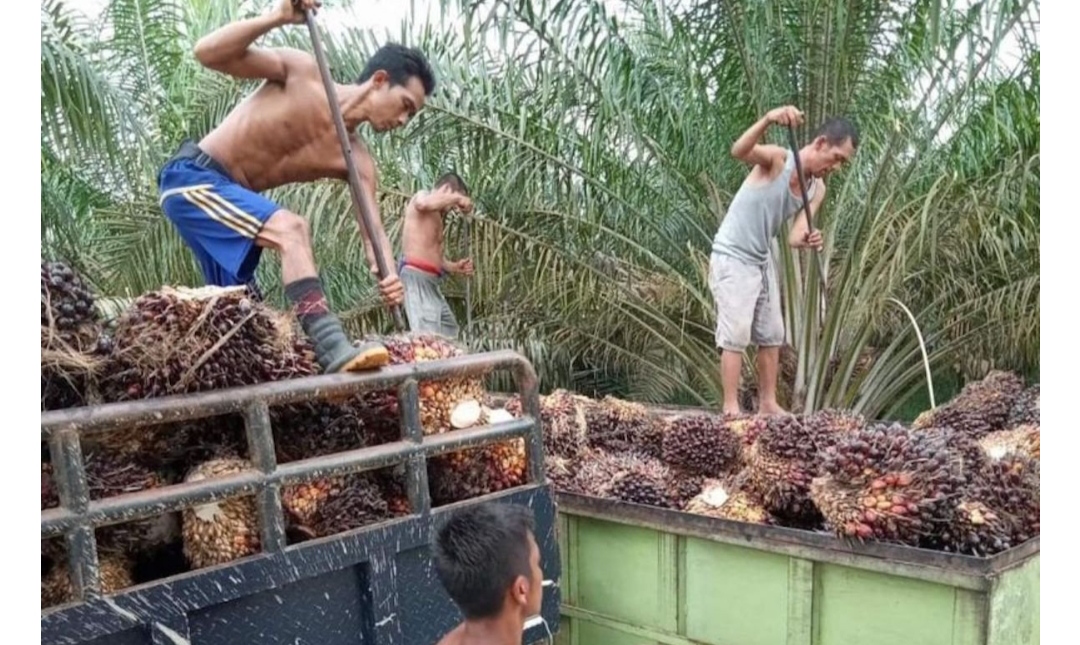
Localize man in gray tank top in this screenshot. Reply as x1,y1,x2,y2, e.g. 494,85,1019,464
709,106,859,415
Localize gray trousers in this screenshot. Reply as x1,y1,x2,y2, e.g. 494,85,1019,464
401,266,460,338
707,251,784,352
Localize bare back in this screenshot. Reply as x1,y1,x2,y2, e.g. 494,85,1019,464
401,191,445,267
198,49,370,192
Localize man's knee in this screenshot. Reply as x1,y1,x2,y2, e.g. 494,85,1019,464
260,210,311,250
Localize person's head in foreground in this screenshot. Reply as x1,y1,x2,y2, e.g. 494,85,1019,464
433,503,543,644
803,116,859,178
356,42,437,132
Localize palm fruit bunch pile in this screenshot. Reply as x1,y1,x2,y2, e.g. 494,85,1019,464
660,414,742,478
744,415,829,527
282,472,395,540
42,548,134,608
684,477,771,525
570,449,700,509
41,260,109,411
810,424,965,545
95,286,317,461
584,396,664,458
912,370,1025,438
354,333,488,438
180,457,261,570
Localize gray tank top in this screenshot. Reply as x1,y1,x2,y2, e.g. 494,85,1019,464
711,150,816,265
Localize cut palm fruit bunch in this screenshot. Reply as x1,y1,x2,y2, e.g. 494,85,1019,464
181,457,260,570
353,333,487,435
1006,384,1039,427
42,549,134,609
811,425,966,546
684,477,771,525
504,389,591,459
745,415,831,527
660,414,742,478
584,396,663,458
41,259,109,411
283,473,392,539
912,370,1026,438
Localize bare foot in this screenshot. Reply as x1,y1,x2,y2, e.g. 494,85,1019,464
757,402,791,417
723,405,743,417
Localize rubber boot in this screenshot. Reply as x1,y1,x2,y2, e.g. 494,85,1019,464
306,313,389,373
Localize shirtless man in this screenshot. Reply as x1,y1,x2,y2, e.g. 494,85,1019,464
710,106,858,415
433,503,544,645
157,0,434,373
399,173,474,338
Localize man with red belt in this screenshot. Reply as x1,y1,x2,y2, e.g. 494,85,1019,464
399,173,474,338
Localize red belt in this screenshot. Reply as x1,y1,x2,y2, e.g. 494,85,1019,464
398,257,445,277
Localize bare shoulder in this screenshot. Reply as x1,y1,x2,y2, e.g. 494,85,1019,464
275,46,319,76
434,623,464,645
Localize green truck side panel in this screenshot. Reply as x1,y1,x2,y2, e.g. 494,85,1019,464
557,510,1038,645
987,556,1039,645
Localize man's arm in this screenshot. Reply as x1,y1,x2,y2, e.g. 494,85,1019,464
192,0,316,82
789,179,826,249
352,147,403,303
731,105,803,170
413,190,472,215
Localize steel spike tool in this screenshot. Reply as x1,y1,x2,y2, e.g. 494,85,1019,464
304,6,406,332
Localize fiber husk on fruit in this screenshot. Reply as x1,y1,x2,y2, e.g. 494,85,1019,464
283,473,393,539
660,414,741,478
428,438,528,505
181,458,260,569
585,396,663,458
912,370,1025,437
354,333,487,436
684,477,771,525
42,549,134,609
1006,384,1039,427
544,454,579,492
979,425,1040,461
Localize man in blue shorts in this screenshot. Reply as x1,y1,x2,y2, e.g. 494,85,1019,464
709,105,858,415
158,0,434,373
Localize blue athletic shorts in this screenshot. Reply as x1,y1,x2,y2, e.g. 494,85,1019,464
158,147,282,288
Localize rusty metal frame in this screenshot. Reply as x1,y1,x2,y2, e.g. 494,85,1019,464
41,349,545,605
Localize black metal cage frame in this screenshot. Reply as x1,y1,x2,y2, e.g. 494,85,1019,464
41,349,546,605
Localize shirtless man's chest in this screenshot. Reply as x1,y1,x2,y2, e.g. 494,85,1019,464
401,199,445,265
199,77,366,192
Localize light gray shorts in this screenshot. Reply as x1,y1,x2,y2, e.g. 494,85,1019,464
401,266,460,338
707,252,784,352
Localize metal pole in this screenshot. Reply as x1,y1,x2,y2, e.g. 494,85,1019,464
304,8,406,331
464,216,473,337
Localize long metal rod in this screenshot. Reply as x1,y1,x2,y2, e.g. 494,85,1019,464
786,125,827,328
303,8,405,331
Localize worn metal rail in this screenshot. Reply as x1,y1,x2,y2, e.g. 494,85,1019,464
41,349,546,606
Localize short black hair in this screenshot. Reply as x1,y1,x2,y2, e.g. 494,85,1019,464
433,503,536,620
435,172,469,196
356,43,436,95
814,117,859,149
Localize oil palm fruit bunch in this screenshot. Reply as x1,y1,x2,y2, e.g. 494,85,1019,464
354,333,487,436
605,455,676,509
725,414,768,450
272,400,375,462
181,457,260,570
660,414,742,478
428,438,527,504
105,286,317,402
284,473,392,538
972,454,1039,545
912,370,1025,438
666,470,706,510
584,396,663,458
42,549,134,608
802,409,866,436
1006,384,1039,427
505,389,590,459
41,259,100,347
84,450,178,554
811,426,966,545
926,500,1018,556
684,478,771,525
745,415,826,527
41,461,59,510
544,454,579,492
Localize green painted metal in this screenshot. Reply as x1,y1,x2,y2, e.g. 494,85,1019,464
555,495,1039,645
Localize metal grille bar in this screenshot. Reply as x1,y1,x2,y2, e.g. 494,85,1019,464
41,349,544,603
